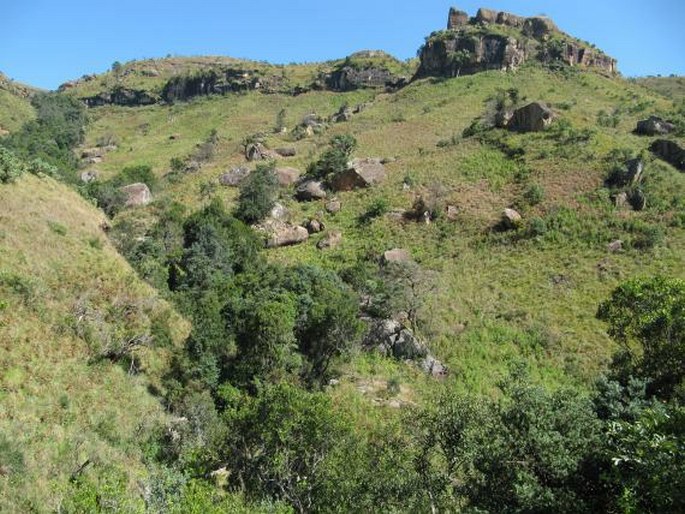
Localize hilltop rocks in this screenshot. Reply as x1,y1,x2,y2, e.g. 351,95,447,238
496,11,525,27
522,16,558,39
219,166,250,186
475,8,498,25
447,7,469,29
650,139,685,171
295,180,327,201
330,158,386,191
121,183,152,207
507,102,555,132
636,116,676,136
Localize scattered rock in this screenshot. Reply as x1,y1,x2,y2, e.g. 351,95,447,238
421,355,448,378
317,230,342,250
636,116,676,136
274,147,296,157
274,167,301,186
295,180,327,201
608,240,623,253
613,191,629,209
629,189,647,211
219,166,250,186
245,142,279,161
325,199,342,213
650,139,685,171
501,208,522,230
330,158,386,191
262,221,309,248
169,133,181,140
184,160,201,173
120,183,152,207
625,158,644,186
382,248,411,264
305,219,324,234
331,104,353,123
507,102,555,132
87,156,103,164
364,319,426,359
80,170,98,183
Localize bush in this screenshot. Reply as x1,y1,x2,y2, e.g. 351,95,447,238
0,147,26,183
306,134,357,181
523,184,545,206
236,161,278,224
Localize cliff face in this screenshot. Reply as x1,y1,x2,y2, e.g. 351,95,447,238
418,7,617,78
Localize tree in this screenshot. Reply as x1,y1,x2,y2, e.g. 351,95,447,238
597,276,685,400
236,161,278,224
306,134,357,182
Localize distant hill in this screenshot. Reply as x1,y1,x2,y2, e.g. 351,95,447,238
0,72,36,133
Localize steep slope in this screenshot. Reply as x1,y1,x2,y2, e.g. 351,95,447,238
0,72,36,134
0,173,188,512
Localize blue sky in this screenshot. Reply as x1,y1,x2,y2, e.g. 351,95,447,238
2,0,684,90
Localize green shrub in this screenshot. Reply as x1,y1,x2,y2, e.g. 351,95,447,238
236,161,278,224
523,184,545,206
0,147,26,183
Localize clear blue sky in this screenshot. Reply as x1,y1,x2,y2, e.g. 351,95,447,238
2,0,684,90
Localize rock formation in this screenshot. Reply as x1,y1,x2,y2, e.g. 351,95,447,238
121,183,152,207
651,139,685,171
507,102,555,132
636,116,676,136
330,158,387,191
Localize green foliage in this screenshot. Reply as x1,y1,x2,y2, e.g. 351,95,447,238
597,276,685,400
523,183,545,206
357,197,389,225
0,146,27,183
306,134,356,182
83,164,156,217
236,161,278,224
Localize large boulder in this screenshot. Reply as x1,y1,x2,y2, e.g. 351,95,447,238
261,221,309,248
330,158,386,191
364,319,427,360
245,142,279,161
608,159,644,188
507,102,555,132
650,139,685,171
636,116,676,136
501,208,522,230
274,167,301,186
121,183,152,207
219,166,250,186
295,180,327,201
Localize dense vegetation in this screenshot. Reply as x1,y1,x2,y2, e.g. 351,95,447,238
1,12,685,512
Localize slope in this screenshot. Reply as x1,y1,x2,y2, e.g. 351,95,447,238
0,72,36,134
0,173,188,512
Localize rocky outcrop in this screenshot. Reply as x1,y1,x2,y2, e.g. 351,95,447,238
651,139,685,171
636,116,676,136
418,7,617,78
326,66,404,92
330,158,387,191
121,183,152,207
84,87,157,107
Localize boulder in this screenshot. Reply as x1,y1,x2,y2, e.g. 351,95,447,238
80,170,98,183
507,102,555,132
331,105,353,123
262,221,309,248
475,7,498,24
613,191,629,209
421,355,448,378
81,148,105,159
295,180,327,201
219,166,250,186
629,190,647,211
121,183,152,207
325,199,342,213
274,147,297,157
650,139,685,171
364,319,427,360
274,167,301,186
382,248,412,264
636,116,676,136
608,240,623,253
317,230,342,250
245,142,279,161
609,159,644,188
330,158,386,191
445,205,459,220
305,219,324,234
447,7,469,29
495,109,514,128
501,208,522,229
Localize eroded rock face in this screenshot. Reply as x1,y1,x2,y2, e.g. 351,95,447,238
326,67,403,92
475,8,498,24
84,87,157,107
447,7,469,29
121,183,152,207
330,158,386,191
522,16,558,39
651,139,685,171
507,102,555,132
417,34,527,78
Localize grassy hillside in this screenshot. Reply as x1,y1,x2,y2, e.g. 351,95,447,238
0,72,36,133
634,75,685,102
0,173,189,512
78,62,685,393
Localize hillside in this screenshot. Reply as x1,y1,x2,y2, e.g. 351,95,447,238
0,72,36,133
2,5,685,512
0,173,188,511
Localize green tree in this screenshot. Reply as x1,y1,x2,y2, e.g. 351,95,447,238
597,276,685,400
306,134,357,182
236,161,278,224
